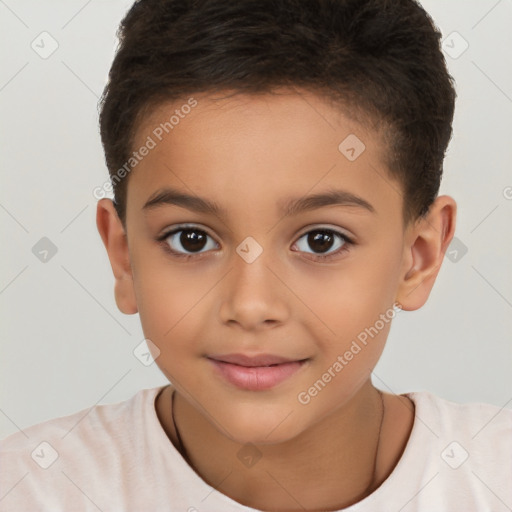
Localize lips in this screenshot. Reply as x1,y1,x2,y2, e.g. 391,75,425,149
207,353,308,391
209,353,301,367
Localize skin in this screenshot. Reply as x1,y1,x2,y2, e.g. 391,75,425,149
96,88,456,511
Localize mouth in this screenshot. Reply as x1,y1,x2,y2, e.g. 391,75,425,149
207,353,310,391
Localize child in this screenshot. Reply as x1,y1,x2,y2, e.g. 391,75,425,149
2,0,511,510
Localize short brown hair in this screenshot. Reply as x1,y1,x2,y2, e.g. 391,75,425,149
99,0,456,227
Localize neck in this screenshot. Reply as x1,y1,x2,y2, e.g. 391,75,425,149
166,381,387,511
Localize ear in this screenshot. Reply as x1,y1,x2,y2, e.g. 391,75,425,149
396,195,457,311
96,199,138,315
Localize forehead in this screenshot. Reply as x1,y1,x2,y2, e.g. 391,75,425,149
126,89,402,225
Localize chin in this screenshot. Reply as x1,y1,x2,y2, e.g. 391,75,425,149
218,404,304,446
228,426,301,446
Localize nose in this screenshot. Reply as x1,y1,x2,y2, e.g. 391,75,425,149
218,245,290,331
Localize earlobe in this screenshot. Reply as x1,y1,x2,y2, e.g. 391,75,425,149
96,199,138,315
396,195,457,311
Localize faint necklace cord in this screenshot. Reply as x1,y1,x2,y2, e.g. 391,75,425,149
170,387,385,502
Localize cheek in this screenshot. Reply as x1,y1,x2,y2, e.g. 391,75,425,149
291,243,402,381
131,249,214,347
295,251,400,336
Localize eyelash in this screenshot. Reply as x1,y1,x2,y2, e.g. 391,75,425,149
156,224,354,262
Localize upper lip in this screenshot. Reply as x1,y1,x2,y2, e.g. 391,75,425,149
208,353,306,367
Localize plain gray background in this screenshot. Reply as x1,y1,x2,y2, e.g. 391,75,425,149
1,0,511,440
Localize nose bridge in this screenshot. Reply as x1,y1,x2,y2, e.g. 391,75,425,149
218,235,289,328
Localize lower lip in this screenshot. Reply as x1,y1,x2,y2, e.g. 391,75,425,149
209,359,307,391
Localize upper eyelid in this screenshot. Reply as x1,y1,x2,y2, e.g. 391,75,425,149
295,225,353,240
160,223,353,238
159,224,354,249
159,223,216,239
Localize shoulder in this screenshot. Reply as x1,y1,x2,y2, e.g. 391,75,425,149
1,385,162,451
399,391,512,509
408,390,512,443
0,386,166,511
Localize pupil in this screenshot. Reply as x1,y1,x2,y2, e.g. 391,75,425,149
181,230,206,252
308,231,333,253
178,230,335,254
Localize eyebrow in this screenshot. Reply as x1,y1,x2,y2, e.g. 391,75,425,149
142,186,375,218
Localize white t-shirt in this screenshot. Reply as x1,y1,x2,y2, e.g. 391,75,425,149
1,385,511,511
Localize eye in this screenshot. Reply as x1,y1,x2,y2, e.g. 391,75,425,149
157,225,219,258
157,224,353,262
292,228,353,261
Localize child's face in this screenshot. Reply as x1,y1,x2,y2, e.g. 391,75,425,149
120,90,414,442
